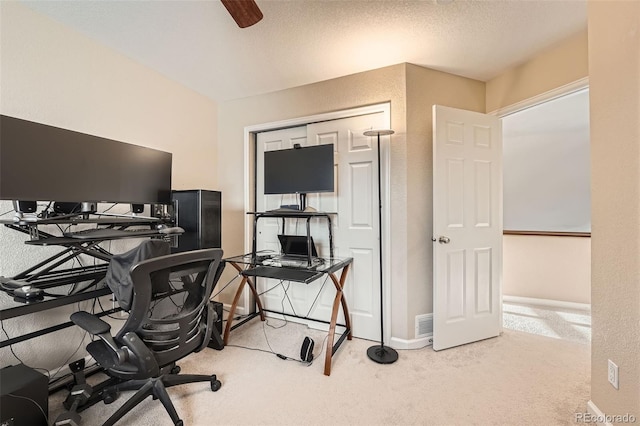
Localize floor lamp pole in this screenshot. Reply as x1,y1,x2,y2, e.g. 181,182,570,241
364,129,398,364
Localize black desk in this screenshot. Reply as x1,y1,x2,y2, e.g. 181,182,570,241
223,252,352,376
0,287,117,348
0,216,166,349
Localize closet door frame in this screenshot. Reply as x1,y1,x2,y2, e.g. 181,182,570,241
241,103,392,325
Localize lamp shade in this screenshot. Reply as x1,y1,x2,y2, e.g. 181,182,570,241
363,129,395,137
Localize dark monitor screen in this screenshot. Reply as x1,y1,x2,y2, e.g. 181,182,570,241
263,144,334,195
0,115,172,204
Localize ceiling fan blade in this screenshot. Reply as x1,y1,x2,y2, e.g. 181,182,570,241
221,0,263,28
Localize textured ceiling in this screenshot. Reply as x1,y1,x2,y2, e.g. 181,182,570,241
21,0,587,102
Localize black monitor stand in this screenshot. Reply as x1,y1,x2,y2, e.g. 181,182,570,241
299,193,307,211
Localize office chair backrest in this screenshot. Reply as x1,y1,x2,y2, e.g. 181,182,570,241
115,247,224,368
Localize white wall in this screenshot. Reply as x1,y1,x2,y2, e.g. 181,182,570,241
0,3,217,372
503,89,591,233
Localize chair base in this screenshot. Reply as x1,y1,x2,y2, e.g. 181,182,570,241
100,371,221,426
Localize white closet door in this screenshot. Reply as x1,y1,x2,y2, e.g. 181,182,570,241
256,127,308,313
306,113,385,340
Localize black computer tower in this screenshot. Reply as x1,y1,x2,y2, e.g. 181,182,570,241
207,301,225,350
172,190,221,253
0,364,48,426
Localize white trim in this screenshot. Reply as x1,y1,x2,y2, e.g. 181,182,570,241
389,334,433,350
503,295,591,312
223,302,250,317
242,103,393,341
243,103,392,134
586,400,614,426
489,77,589,118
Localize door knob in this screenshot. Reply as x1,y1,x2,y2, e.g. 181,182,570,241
438,236,450,244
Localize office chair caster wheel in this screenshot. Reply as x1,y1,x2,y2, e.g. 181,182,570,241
210,375,221,392
103,391,119,405
170,365,181,375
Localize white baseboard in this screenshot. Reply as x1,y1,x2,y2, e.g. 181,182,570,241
389,334,432,350
222,302,250,318
503,295,591,311
586,400,613,426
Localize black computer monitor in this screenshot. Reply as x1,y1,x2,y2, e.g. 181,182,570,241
264,144,334,201
0,115,172,205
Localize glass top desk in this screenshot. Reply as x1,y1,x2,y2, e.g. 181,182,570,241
223,251,353,376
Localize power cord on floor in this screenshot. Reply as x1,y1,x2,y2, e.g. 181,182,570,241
226,343,311,365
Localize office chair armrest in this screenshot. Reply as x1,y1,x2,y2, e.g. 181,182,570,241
71,311,111,335
71,311,128,364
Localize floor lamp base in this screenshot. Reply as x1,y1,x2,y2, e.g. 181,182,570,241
367,344,399,364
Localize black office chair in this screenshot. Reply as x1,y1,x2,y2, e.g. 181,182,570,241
62,244,225,426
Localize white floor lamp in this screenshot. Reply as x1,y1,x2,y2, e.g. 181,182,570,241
363,129,398,364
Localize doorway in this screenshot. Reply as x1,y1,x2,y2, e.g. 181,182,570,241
499,85,592,343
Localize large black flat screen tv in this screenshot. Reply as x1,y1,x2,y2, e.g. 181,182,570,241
0,115,172,204
264,144,334,195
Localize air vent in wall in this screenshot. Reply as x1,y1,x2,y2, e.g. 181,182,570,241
415,313,433,338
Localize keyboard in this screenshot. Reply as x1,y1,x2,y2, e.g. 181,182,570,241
242,266,322,284
63,228,160,240
268,256,323,268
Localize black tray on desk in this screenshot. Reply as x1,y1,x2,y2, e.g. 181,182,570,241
241,265,323,284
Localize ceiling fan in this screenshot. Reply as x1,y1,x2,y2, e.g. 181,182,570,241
221,0,263,28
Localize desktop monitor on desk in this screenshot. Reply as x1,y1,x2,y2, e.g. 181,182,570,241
0,115,172,206
263,143,334,211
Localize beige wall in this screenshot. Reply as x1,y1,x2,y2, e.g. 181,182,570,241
503,235,591,304
0,3,218,191
218,63,485,342
0,3,217,370
486,28,588,113
588,0,640,419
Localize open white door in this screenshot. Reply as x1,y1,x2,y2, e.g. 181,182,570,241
432,105,502,351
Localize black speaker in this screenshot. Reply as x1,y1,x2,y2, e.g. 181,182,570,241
172,190,221,253
131,203,145,214
12,200,37,213
53,202,81,214
0,364,48,426
300,336,314,362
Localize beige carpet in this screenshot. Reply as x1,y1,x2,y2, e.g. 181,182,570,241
503,301,591,345
49,317,590,426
